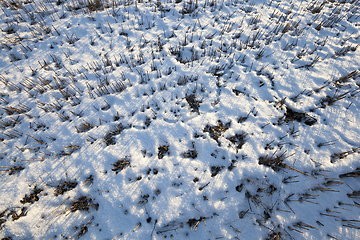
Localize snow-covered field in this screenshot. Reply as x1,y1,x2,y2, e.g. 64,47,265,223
0,0,359,239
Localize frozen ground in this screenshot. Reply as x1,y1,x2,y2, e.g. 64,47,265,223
0,0,359,239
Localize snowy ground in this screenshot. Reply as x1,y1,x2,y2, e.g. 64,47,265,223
0,0,359,239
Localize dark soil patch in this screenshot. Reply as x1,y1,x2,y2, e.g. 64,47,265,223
158,145,169,159
278,106,317,126
203,120,231,142
183,149,198,159
227,131,248,152
7,207,27,221
210,166,225,177
70,196,98,213
112,157,131,173
54,180,77,196
20,187,43,204
187,217,206,231
104,123,125,146
258,152,287,171
185,94,201,113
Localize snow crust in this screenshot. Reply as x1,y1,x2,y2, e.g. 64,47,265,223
0,0,359,239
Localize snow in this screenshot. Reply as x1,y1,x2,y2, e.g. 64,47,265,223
0,0,359,239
